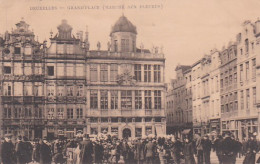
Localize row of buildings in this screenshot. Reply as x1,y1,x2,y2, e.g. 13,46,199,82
167,20,260,141
0,16,167,140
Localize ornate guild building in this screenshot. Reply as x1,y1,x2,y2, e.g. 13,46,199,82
0,16,166,139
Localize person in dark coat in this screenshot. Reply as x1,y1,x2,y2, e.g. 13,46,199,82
121,140,130,164
214,135,223,164
1,134,16,164
196,135,203,164
243,135,258,164
170,136,182,164
36,138,52,164
183,138,195,164
93,141,104,164
220,132,237,164
134,138,145,164
202,135,212,164
53,139,65,164
16,136,27,164
23,136,33,164
144,138,157,164
80,135,93,164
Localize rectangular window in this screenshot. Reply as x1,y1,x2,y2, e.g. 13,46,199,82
246,62,249,80
135,90,142,110
221,105,224,114
145,90,152,109
66,44,73,54
246,89,250,109
57,108,64,119
229,75,233,85
90,64,98,82
121,90,132,110
216,76,219,92
154,65,161,83
14,47,21,54
57,44,64,54
57,86,63,96
67,86,74,96
110,64,118,82
100,64,108,82
121,39,129,52
14,82,22,96
24,83,32,96
47,108,55,119
234,73,237,83
14,63,22,75
100,90,108,109
135,128,142,137
24,63,32,75
154,90,162,109
111,90,118,109
67,64,74,76
240,64,243,81
241,90,244,110
4,66,11,74
234,101,238,111
4,108,11,118
90,90,98,109
24,46,31,55
34,63,42,75
253,87,256,106
220,79,223,89
252,58,256,79
57,63,64,77
134,64,142,82
67,108,73,119
47,66,54,76
76,64,84,77
76,108,83,119
76,85,83,97
144,65,151,82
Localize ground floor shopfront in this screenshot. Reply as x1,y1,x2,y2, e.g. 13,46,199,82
221,118,258,141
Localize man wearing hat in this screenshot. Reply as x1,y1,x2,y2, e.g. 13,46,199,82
202,135,212,164
243,133,258,164
220,132,237,164
80,134,93,164
144,138,156,164
1,134,16,164
36,137,52,164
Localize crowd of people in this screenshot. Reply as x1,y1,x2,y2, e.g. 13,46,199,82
0,132,259,164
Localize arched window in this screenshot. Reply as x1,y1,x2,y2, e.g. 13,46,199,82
245,39,249,53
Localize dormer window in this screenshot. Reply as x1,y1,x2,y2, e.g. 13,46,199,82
114,40,118,52
121,39,129,52
24,46,32,55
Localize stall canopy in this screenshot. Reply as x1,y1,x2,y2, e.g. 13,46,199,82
182,129,191,135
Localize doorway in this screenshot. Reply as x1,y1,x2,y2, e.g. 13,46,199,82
123,128,131,139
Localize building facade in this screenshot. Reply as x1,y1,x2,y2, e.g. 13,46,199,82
167,19,259,140
166,65,192,137
0,16,167,139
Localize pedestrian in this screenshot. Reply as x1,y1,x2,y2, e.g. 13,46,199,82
220,132,237,164
214,135,223,164
80,134,93,164
170,136,182,164
121,140,130,164
22,136,33,164
144,138,156,164
195,134,203,164
16,136,27,164
243,134,258,164
1,134,16,164
93,140,104,164
183,137,195,164
134,138,145,164
202,135,211,164
37,138,52,164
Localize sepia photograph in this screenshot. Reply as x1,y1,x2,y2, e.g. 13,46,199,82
0,0,260,163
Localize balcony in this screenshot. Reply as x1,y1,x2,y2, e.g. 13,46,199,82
87,51,165,60
45,53,86,60
1,74,44,81
2,96,12,103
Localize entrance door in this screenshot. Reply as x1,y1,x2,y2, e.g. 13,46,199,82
123,128,131,139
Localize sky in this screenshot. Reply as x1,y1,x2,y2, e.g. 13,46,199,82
1,0,260,82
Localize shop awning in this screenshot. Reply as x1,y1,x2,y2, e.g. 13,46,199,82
182,129,191,134
155,125,164,137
